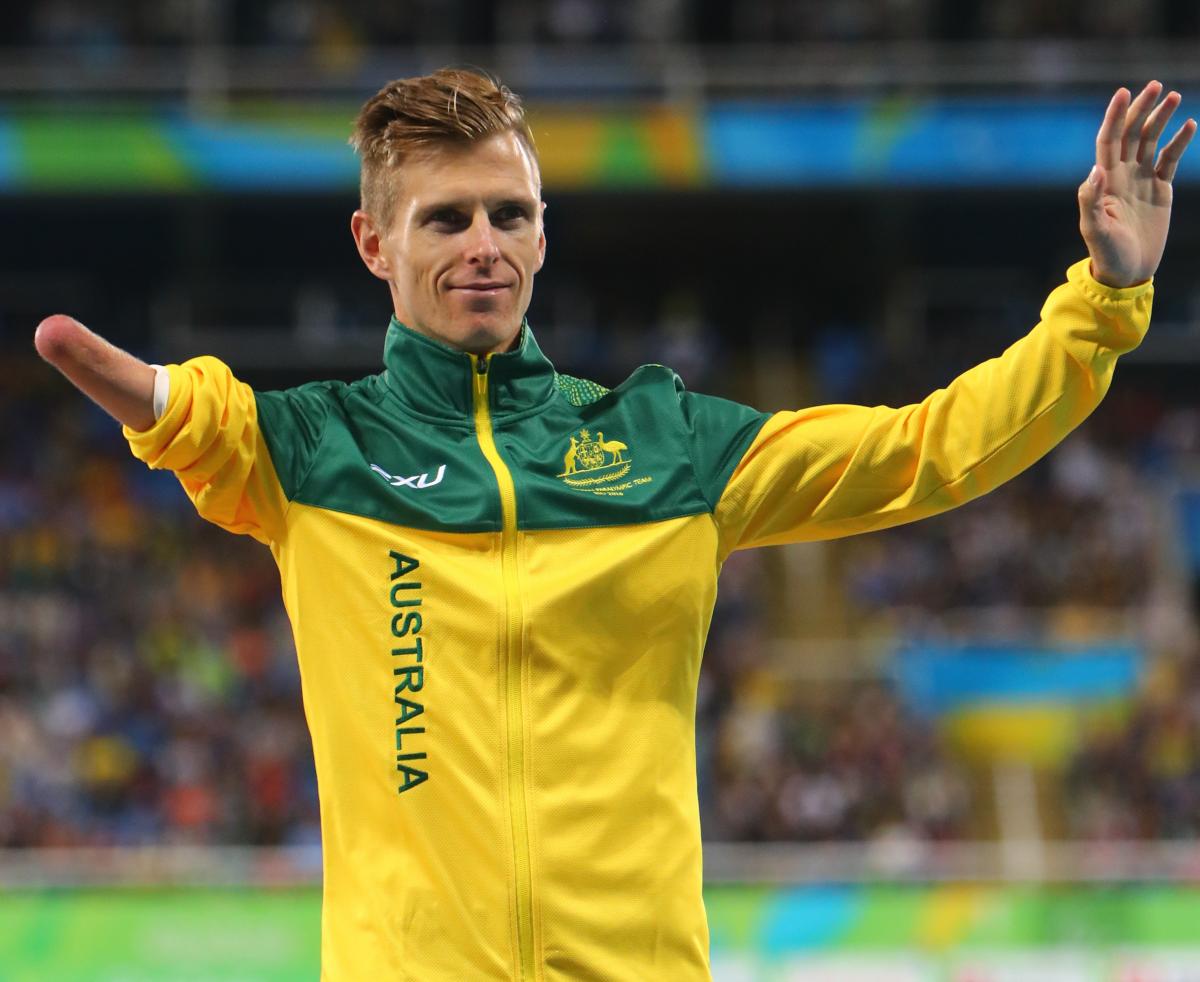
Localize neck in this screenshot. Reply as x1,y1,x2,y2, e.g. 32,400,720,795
391,315,521,358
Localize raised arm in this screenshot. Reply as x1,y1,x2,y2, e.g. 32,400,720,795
33,314,157,431
711,82,1193,559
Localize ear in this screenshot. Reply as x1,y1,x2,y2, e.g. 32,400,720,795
351,209,392,282
534,200,547,273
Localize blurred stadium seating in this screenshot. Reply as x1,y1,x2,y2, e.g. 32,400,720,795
4,1,1200,979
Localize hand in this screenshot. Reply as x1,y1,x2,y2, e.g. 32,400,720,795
1079,81,1196,288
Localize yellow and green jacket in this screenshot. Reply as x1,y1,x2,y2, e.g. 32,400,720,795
124,259,1150,981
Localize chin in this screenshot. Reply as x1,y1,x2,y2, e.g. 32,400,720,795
451,317,520,354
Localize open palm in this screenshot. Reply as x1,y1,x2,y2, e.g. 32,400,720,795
1080,81,1196,288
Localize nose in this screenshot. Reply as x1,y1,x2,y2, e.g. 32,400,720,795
464,212,501,266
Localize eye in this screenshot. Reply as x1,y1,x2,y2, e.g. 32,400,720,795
429,209,468,231
492,205,528,227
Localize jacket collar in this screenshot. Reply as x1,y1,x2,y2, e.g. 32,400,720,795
381,316,558,422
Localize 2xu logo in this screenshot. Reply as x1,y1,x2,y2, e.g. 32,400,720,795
371,463,447,490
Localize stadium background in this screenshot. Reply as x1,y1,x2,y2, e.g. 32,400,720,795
3,2,1200,979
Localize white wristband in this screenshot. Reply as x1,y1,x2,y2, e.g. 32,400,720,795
150,364,170,420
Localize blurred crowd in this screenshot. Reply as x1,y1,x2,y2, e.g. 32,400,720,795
0,365,318,847
698,606,973,842
696,401,1198,844
2,0,1196,50
1065,643,1200,840
838,431,1161,631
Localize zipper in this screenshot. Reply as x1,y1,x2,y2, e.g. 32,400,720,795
471,353,536,981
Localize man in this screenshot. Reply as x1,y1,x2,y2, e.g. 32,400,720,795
33,70,1194,980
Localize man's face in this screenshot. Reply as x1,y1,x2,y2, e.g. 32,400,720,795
353,131,545,356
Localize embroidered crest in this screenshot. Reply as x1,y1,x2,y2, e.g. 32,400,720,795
556,429,652,497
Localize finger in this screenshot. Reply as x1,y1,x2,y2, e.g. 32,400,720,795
1137,90,1181,165
1155,118,1198,182
1096,88,1129,170
1121,81,1163,161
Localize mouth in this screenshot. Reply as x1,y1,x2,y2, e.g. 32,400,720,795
449,282,512,296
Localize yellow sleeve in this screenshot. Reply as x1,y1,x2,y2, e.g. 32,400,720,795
713,258,1153,557
122,355,289,546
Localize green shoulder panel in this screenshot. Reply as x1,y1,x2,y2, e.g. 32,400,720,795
254,381,337,500
675,384,772,510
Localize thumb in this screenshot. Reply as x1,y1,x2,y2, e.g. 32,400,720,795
1077,165,1106,235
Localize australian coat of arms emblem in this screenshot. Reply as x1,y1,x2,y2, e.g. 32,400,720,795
557,429,649,496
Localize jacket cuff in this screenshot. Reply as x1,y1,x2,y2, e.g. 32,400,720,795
151,364,171,420
122,362,190,464
1066,258,1154,306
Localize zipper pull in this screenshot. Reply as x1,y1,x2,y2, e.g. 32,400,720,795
476,354,489,376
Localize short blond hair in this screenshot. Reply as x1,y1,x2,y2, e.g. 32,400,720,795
350,67,539,228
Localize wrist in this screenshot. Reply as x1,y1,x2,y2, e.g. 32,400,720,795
1088,260,1150,290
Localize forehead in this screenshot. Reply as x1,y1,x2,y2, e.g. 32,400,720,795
394,131,541,215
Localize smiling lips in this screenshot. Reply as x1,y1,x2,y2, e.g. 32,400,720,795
450,281,511,293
